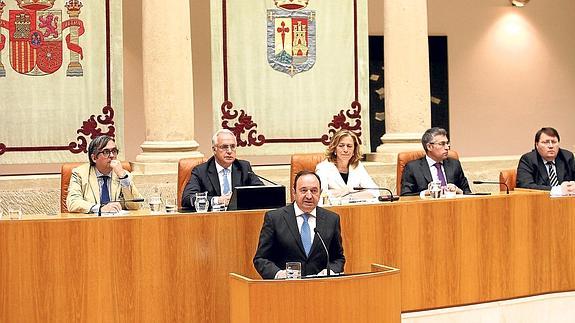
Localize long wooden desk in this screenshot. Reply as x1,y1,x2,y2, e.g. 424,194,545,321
1,191,574,322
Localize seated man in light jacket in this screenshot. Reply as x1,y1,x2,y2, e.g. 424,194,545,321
66,135,142,213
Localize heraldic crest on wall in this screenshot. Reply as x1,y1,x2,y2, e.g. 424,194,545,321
0,0,85,77
267,0,315,77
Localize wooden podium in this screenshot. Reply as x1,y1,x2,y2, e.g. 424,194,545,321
229,264,400,323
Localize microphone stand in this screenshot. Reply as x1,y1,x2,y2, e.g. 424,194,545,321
314,228,330,277
473,180,509,194
352,187,399,202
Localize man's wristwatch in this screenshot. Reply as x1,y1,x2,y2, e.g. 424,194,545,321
118,174,129,180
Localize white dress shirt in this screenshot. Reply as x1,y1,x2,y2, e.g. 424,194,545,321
545,159,563,196
214,161,233,196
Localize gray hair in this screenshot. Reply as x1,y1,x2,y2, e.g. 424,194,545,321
211,129,236,147
421,127,448,151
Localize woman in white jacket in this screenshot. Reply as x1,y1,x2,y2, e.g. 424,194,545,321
315,130,379,199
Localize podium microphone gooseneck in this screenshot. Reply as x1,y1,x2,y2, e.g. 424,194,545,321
473,180,509,194
314,228,330,277
248,171,280,186
98,198,145,216
352,187,400,202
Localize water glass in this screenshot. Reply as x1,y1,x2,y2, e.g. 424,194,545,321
286,262,302,279
149,186,162,212
428,181,443,199
194,192,209,212
210,197,226,212
164,198,177,213
8,205,22,220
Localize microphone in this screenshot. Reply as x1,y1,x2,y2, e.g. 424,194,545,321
473,180,509,194
248,171,279,186
352,187,400,202
313,228,330,277
98,198,145,216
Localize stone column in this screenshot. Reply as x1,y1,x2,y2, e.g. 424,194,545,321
374,0,431,162
133,0,202,174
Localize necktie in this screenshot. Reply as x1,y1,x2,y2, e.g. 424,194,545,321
100,176,111,204
434,163,447,187
222,168,231,195
301,213,312,256
547,161,559,187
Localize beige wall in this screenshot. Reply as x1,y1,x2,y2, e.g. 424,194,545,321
370,0,575,157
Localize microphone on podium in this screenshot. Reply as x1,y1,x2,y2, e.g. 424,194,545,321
314,228,330,277
352,187,400,202
248,171,280,186
473,180,509,194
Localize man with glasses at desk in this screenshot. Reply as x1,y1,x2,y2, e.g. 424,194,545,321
66,135,142,213
400,127,471,196
516,127,575,195
182,129,263,210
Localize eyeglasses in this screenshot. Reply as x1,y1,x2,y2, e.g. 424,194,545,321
98,148,119,157
539,140,559,146
430,141,450,147
216,144,237,151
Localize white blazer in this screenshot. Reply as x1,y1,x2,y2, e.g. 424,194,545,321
315,159,379,198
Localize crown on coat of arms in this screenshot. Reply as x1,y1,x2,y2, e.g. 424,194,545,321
274,0,308,10
65,0,82,11
16,0,56,11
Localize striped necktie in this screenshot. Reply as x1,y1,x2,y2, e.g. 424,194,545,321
547,161,559,187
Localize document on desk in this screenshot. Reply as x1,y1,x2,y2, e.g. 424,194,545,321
99,210,130,217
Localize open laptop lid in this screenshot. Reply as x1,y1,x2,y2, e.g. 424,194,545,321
227,185,287,211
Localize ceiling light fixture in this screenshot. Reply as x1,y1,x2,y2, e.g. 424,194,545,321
510,0,530,7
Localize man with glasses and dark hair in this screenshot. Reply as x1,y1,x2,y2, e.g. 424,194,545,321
400,127,471,196
181,129,263,210
516,127,575,195
66,135,142,213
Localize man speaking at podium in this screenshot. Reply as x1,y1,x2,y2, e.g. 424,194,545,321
253,171,345,279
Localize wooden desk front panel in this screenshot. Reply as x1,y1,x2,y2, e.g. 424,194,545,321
1,192,574,322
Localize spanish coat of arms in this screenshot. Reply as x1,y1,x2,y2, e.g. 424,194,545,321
0,0,85,77
267,0,315,77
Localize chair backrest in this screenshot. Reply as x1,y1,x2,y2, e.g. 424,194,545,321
60,161,132,213
396,150,460,195
499,168,517,192
177,157,208,208
289,153,325,201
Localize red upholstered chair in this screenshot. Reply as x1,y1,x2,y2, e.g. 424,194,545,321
499,168,517,192
60,161,132,213
289,153,326,202
177,157,208,208
396,150,460,195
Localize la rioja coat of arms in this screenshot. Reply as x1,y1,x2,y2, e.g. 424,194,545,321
267,0,315,77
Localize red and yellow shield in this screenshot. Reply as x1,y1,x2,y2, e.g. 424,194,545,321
9,9,62,76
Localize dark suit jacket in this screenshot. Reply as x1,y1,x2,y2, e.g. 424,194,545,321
401,156,471,196
181,156,263,210
516,148,575,190
253,204,346,279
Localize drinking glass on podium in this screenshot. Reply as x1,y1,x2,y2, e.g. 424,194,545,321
8,204,22,220
286,262,301,279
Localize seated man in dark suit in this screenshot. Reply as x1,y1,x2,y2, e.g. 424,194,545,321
401,127,471,196
181,129,263,210
253,171,345,279
516,127,575,195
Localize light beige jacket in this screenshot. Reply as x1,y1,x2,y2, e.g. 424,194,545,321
66,163,143,213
